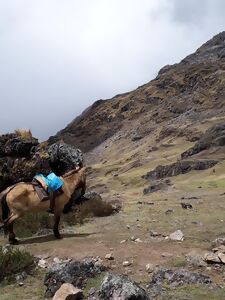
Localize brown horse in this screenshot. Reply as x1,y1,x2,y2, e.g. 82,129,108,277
0,166,86,244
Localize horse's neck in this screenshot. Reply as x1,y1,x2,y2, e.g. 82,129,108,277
61,172,82,195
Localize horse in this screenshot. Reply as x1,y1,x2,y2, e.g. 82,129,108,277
0,166,86,244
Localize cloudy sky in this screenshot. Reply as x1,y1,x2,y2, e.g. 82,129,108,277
0,0,225,140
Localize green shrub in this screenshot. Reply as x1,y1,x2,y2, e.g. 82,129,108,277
0,246,34,281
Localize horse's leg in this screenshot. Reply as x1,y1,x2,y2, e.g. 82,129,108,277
53,212,61,239
7,213,19,244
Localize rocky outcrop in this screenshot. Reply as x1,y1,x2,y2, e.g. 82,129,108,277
147,268,212,297
150,268,211,286
44,258,106,298
0,132,83,192
143,179,171,195
99,273,149,300
143,160,218,180
48,143,83,175
181,123,225,159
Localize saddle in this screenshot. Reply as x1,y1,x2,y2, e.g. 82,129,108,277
32,173,64,205
32,176,50,201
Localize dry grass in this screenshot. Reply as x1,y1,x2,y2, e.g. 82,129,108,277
14,129,33,139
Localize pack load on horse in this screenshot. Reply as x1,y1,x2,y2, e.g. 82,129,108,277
32,172,64,214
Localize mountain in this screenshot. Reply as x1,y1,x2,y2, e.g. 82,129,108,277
49,31,225,156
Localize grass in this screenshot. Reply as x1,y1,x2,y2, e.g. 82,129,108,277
14,129,33,139
15,212,53,238
0,269,45,300
169,257,187,268
158,284,225,300
0,246,34,281
83,272,106,297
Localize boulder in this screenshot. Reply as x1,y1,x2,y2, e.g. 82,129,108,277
185,253,207,267
99,273,149,300
169,230,184,241
204,252,221,263
48,143,83,175
181,123,225,159
150,268,211,287
143,160,218,180
53,283,83,300
44,258,106,298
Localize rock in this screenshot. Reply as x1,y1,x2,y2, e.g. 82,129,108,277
212,245,225,253
48,143,83,175
143,180,170,195
135,238,143,243
120,240,126,244
53,283,83,300
161,252,173,258
105,253,114,260
150,268,211,287
34,228,53,237
38,258,48,269
186,253,207,267
218,252,225,263
169,230,184,241
123,261,132,267
204,252,221,263
146,264,155,273
143,160,218,180
131,134,144,142
165,209,174,215
130,236,136,241
99,273,149,300
16,272,26,286
88,287,97,295
181,123,225,159
149,231,161,237
181,202,193,209
53,257,62,264
212,237,225,247
44,258,106,298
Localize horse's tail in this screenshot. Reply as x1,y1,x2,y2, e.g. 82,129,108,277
0,188,11,235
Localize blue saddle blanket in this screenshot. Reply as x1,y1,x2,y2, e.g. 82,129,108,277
34,172,63,192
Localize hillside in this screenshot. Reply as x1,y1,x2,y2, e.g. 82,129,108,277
50,31,225,155
2,32,225,299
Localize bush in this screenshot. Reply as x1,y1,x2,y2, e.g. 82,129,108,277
14,129,33,139
0,246,34,281
75,198,116,224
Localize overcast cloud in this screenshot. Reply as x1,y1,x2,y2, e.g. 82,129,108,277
0,0,225,140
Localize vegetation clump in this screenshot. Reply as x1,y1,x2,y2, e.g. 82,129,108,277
0,246,34,281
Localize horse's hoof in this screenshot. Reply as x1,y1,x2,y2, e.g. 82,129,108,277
54,232,62,239
9,238,19,245
55,234,62,240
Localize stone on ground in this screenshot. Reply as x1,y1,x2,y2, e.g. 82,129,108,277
53,283,83,300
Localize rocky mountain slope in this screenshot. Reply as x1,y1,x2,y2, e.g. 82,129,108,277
50,31,225,156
